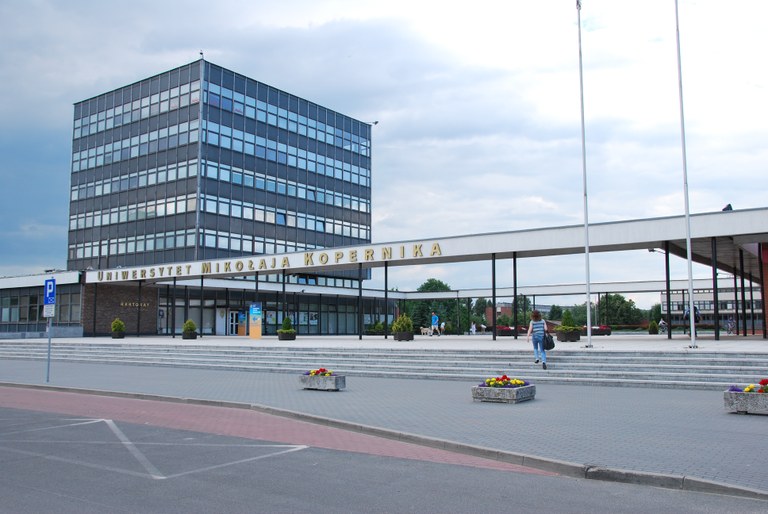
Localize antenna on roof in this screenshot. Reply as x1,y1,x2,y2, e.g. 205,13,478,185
199,50,204,60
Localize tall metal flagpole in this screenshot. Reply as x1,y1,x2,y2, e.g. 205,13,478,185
577,0,593,348
674,0,697,348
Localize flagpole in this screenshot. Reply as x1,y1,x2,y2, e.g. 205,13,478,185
674,0,697,348
577,0,593,348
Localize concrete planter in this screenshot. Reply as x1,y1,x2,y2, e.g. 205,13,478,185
557,330,580,342
182,331,197,340
471,384,536,404
300,374,346,391
111,332,125,339
724,391,768,415
278,332,296,341
393,332,413,341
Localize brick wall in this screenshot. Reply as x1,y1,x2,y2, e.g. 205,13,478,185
82,283,159,336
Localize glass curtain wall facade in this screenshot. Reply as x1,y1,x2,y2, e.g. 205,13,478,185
68,60,373,289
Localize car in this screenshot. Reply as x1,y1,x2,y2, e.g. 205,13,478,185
582,325,612,336
496,325,528,336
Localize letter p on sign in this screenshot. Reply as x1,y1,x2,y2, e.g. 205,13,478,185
44,279,56,305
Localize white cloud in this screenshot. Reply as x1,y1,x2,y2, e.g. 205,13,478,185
0,0,765,308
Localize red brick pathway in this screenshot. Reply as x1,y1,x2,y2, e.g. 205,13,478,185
0,386,554,476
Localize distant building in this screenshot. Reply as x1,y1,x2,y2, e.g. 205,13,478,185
662,286,763,333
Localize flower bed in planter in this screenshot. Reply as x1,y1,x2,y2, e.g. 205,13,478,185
471,375,535,404
724,380,768,415
300,368,345,391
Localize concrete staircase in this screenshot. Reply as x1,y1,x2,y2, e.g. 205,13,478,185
1,341,766,390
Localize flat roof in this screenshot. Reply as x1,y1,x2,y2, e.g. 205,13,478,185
84,207,768,287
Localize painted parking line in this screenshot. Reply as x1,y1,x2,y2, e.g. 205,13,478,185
0,386,554,476
0,414,310,481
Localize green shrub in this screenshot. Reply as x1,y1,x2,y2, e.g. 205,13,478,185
111,317,126,333
648,320,659,334
183,319,197,333
391,314,414,333
278,316,296,334
557,310,580,332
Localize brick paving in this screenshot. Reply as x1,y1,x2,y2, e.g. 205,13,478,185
1,333,767,497
0,386,548,475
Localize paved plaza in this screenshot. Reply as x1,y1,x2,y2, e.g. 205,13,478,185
1,332,767,499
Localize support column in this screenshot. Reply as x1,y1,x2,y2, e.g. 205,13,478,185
358,263,363,341
733,273,740,335
172,278,177,338
740,249,747,337
384,262,389,339
711,237,720,340
137,281,142,337
282,270,287,322
199,276,204,339
491,253,497,341
749,275,756,335
513,252,518,339
92,283,98,336
664,241,672,339
760,244,766,339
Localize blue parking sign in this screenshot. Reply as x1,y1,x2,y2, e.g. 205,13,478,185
44,279,56,305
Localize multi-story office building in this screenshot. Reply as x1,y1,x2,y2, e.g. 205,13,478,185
68,59,372,276
65,59,375,335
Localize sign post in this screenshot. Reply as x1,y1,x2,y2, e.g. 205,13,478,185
44,278,56,382
249,303,262,339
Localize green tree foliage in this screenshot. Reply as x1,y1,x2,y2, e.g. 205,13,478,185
561,309,577,328
570,303,588,325
565,294,648,327
548,305,563,321
649,303,662,323
513,295,532,325
403,278,456,332
597,294,645,325
473,297,489,319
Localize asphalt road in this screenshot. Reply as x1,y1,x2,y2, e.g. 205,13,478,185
2,390,767,514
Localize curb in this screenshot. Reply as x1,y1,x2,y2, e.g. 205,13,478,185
3,381,768,501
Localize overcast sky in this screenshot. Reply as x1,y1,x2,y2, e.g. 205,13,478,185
1,0,766,308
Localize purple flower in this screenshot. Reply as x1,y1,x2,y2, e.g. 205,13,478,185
727,385,743,392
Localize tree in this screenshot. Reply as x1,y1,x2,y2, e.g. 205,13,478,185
473,297,489,319
561,309,577,327
403,278,455,332
649,303,662,323
513,295,532,325
548,305,563,321
572,294,646,326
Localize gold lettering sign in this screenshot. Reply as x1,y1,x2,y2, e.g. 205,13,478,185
92,239,445,283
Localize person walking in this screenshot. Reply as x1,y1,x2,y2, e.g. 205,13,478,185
526,310,549,369
431,311,439,336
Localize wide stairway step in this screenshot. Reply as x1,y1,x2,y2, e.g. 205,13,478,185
1,342,766,390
